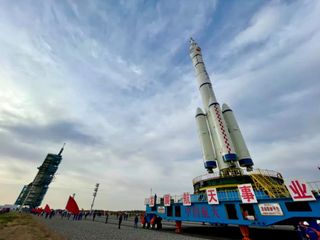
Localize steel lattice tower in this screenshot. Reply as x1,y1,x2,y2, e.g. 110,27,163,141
15,144,65,208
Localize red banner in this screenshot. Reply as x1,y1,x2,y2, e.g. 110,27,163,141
65,196,80,215
44,204,51,213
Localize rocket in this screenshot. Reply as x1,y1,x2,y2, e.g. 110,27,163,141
190,38,254,175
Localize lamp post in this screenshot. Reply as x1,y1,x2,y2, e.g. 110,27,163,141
90,183,99,212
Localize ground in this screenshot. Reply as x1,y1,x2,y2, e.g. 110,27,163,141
0,212,301,240
0,212,64,240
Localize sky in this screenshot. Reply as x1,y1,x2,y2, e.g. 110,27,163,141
0,0,319,210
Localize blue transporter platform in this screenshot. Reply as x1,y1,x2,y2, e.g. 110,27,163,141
144,170,320,239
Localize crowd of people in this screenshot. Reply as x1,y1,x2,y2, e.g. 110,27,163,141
31,208,162,231
140,214,162,230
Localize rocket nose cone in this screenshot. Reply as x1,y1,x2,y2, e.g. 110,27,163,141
195,107,205,117
222,103,233,113
222,103,230,111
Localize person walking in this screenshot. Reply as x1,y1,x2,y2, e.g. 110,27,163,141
156,216,162,230
134,214,138,228
141,214,146,228
118,213,123,229
151,215,157,229
105,212,109,224
93,211,96,222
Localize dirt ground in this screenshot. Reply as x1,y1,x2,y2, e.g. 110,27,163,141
0,212,65,240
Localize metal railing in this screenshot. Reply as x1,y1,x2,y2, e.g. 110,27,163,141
307,181,320,192
248,168,283,179
192,172,221,185
192,168,283,185
145,188,272,205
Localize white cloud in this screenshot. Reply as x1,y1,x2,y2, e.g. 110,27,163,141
222,1,320,60
228,3,284,52
251,133,320,181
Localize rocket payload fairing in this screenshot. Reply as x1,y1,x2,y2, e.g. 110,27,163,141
190,38,254,175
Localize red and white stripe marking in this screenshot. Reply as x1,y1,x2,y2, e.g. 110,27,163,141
213,104,232,153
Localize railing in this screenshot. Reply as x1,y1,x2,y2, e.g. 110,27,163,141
145,188,272,205
191,189,270,202
192,172,221,185
307,181,320,192
144,194,184,205
248,168,283,179
192,168,283,185
218,189,240,201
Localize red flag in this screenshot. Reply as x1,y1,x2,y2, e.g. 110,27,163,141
37,207,43,213
65,196,80,215
44,204,51,213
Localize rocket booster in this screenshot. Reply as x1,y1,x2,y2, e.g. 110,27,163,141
195,108,217,173
222,104,253,170
190,38,253,173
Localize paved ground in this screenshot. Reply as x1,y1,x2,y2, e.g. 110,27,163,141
36,215,301,240
36,215,234,240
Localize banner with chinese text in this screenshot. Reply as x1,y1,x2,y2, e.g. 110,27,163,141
164,194,171,206
157,206,165,214
285,179,316,202
182,192,191,206
149,196,155,207
238,183,257,204
258,203,283,216
206,188,219,204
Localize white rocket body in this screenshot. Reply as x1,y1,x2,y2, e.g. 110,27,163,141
222,104,253,170
206,108,231,171
189,38,253,173
189,41,217,109
208,100,237,163
195,108,217,172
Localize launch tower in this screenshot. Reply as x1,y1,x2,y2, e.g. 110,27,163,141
15,144,65,208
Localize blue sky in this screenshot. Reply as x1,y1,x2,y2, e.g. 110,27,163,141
0,0,319,210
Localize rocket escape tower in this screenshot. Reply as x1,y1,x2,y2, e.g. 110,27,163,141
15,144,65,208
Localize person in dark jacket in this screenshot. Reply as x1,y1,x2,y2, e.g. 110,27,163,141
118,213,123,229
134,214,139,228
105,212,109,224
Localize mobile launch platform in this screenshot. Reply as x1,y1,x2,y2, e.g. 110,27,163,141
144,39,320,240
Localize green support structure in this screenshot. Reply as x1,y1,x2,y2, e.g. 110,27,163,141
15,144,65,209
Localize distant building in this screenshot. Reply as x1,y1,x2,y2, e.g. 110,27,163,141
15,145,65,208
0,204,18,210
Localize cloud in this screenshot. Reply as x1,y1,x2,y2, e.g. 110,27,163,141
226,2,285,54
251,133,320,181
1,120,99,145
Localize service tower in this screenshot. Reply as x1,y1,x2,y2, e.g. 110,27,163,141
15,144,65,209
